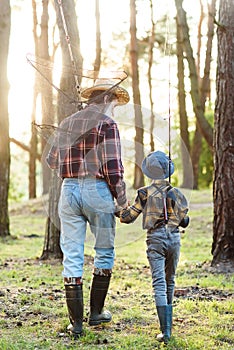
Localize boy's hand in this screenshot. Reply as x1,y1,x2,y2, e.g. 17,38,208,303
114,210,121,218
179,215,190,228
122,200,131,210
115,201,131,219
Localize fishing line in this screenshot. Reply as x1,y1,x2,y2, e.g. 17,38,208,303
27,1,129,140
164,6,173,182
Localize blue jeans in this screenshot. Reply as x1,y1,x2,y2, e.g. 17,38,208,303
58,178,116,278
146,228,181,306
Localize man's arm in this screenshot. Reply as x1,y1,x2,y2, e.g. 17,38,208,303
101,122,127,208
46,133,59,170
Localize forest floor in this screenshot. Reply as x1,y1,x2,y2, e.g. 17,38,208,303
0,189,233,350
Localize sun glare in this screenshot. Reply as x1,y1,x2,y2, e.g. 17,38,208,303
8,0,202,140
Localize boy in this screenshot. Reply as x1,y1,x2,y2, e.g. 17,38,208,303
119,150,189,344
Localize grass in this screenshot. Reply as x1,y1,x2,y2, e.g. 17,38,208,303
0,189,233,349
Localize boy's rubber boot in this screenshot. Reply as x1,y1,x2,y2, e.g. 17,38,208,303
156,304,172,344
88,275,112,326
65,284,83,338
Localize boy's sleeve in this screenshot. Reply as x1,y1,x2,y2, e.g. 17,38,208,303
120,188,147,224
177,190,189,220
168,188,189,226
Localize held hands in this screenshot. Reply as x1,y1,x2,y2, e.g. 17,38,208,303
125,199,131,208
114,200,131,218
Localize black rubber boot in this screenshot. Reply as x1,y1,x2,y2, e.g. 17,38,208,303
156,305,172,344
89,274,112,326
65,284,83,337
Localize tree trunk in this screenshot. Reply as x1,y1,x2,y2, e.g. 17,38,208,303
29,89,38,199
41,172,62,260
55,0,83,117
211,0,234,272
190,1,204,190
196,0,204,77
40,0,54,195
129,0,144,189
175,0,213,151
93,0,101,77
29,0,40,199
30,0,56,197
191,0,216,190
191,125,202,189
176,16,191,188
10,138,41,160
0,0,11,237
200,0,216,108
41,0,83,260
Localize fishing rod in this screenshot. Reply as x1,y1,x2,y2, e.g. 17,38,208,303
165,11,172,183
26,54,78,106
28,1,129,139
57,0,129,107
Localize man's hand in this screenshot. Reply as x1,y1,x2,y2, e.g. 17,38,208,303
122,200,131,209
114,200,130,218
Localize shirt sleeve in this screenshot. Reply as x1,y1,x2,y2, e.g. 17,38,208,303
101,122,127,207
120,188,147,223
167,187,189,223
46,134,59,170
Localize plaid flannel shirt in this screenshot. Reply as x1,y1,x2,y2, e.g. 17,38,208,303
120,180,189,232
46,105,127,207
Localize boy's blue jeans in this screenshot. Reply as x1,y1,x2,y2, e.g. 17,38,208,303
146,229,181,306
58,177,116,278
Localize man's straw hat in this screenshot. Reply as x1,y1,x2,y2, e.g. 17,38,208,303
81,79,130,105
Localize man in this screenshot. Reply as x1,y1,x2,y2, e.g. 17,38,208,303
46,79,129,337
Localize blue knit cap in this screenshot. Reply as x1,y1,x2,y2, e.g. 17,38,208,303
141,151,174,180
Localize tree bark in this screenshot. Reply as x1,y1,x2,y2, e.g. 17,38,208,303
93,0,101,77
191,126,202,189
175,0,213,151
29,0,40,199
10,138,41,160
0,0,11,237
191,0,216,189
41,0,83,260
190,1,204,190
211,0,234,272
40,0,54,195
176,16,191,188
130,0,144,189
41,173,62,260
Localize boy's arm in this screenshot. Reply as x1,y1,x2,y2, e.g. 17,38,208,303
120,188,147,224
179,215,190,228
169,188,190,227
167,187,190,227
177,191,189,227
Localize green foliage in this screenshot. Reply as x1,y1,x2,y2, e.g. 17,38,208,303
9,177,25,202
9,152,28,202
198,109,214,189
